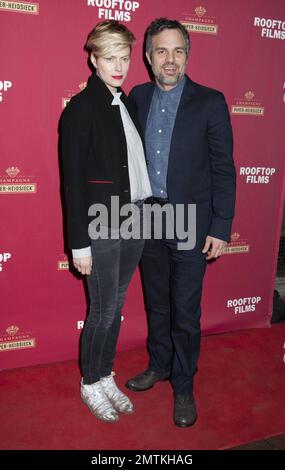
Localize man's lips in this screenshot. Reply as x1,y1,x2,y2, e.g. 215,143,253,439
112,75,123,79
163,66,177,74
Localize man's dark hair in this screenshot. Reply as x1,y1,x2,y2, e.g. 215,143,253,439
145,18,190,56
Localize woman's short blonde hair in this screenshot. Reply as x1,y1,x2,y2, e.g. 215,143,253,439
85,20,135,57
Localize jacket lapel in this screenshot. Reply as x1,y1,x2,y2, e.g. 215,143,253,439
86,73,127,158
86,73,123,124
133,83,155,134
167,76,197,181
174,75,196,113
170,75,197,138
142,85,155,134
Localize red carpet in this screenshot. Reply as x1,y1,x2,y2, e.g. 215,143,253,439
1,324,285,450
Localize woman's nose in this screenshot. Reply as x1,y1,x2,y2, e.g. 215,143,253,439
115,60,122,72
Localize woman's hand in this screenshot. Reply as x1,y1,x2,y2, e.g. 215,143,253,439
73,256,92,275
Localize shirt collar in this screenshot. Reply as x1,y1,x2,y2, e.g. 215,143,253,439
111,91,122,106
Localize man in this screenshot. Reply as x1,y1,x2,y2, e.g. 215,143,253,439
125,18,236,427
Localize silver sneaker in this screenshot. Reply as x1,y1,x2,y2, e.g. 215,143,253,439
80,379,119,422
100,371,134,414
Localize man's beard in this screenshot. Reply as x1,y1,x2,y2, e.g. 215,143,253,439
154,64,184,87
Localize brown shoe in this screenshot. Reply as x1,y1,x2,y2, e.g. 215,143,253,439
125,369,170,392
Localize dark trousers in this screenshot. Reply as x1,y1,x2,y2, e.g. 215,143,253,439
140,233,207,395
81,204,145,385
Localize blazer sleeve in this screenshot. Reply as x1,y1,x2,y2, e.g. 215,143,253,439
207,92,236,242
60,99,91,250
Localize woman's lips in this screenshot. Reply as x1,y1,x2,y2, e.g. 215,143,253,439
112,75,123,79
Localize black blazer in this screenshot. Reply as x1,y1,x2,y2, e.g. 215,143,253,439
60,73,141,250
130,75,236,242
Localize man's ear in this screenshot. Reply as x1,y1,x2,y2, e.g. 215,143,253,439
145,51,152,66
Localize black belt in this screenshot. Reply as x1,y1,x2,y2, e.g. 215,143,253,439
145,196,169,205
133,199,145,207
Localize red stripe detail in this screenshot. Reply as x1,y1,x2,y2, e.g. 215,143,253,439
88,180,114,184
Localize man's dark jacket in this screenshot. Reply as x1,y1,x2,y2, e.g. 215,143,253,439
130,75,236,242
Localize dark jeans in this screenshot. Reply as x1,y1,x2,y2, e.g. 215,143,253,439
81,203,145,385
140,218,207,395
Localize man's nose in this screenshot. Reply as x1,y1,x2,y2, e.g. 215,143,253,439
166,51,175,63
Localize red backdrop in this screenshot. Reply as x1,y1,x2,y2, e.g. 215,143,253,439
1,0,285,369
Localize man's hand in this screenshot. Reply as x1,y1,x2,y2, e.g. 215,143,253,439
202,236,227,260
73,256,92,275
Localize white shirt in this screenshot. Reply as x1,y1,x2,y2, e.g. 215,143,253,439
72,91,152,259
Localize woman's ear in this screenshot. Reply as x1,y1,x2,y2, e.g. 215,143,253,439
90,54,97,69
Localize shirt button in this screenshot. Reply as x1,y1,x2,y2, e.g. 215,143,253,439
157,171,161,175
124,189,129,193
122,164,127,168
157,150,160,154
158,129,162,133
161,109,165,113
160,190,164,194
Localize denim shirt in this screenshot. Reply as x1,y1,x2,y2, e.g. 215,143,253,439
145,77,185,198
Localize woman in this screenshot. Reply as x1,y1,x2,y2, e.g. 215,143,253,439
60,20,152,422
